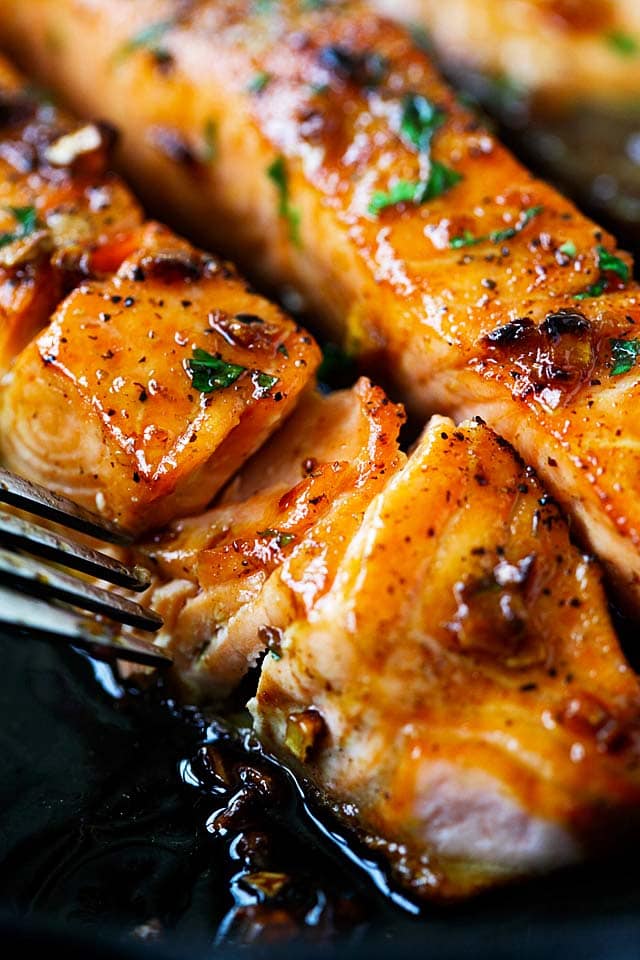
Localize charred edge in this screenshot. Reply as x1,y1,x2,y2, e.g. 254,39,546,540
136,249,207,283
317,44,387,87
540,309,590,342
484,317,535,345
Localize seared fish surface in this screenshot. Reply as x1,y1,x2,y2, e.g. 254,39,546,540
129,380,405,698
6,1,640,607
253,417,640,899
0,58,143,374
0,69,319,531
1,21,640,905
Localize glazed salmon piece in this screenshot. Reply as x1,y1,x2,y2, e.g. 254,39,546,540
126,379,405,699
5,2,640,608
252,417,640,900
0,223,320,532
373,0,640,107
0,55,143,374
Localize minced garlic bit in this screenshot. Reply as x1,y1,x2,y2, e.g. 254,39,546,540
45,124,103,166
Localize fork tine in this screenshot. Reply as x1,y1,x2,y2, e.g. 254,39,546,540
0,586,171,668
0,509,150,591
0,549,163,631
0,468,132,545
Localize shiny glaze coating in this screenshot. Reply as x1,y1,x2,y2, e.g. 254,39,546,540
0,61,143,374
127,379,405,698
253,417,640,900
1,222,319,532
5,1,640,605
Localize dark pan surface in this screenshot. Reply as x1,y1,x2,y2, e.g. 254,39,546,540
3,630,640,959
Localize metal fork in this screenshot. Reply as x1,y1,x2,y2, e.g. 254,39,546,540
0,468,170,668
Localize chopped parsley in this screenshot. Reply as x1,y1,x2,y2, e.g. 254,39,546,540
186,347,246,392
0,206,39,250
558,240,577,258
610,338,640,377
185,347,280,397
400,93,445,153
598,246,630,281
605,30,639,57
574,245,630,300
267,155,301,246
257,528,296,547
247,71,271,94
369,162,462,215
370,91,461,216
114,19,175,62
450,205,543,248
251,370,279,397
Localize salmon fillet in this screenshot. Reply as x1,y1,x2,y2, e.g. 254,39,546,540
0,59,143,374
372,0,640,107
127,379,405,698
253,416,640,900
0,221,319,532
4,2,640,607
0,39,636,900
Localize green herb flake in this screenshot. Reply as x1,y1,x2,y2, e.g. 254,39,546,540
0,206,39,250
369,162,462,215
574,280,606,301
185,347,246,393
248,71,271,94
267,156,302,246
605,30,639,58
257,528,296,547
610,338,640,377
369,179,419,215
450,229,479,250
115,19,175,62
400,93,445,153
450,205,543,249
251,370,279,397
558,240,577,258
598,246,630,282
574,245,629,300
491,205,543,242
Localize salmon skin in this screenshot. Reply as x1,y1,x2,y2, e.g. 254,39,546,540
253,416,640,900
4,1,640,608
